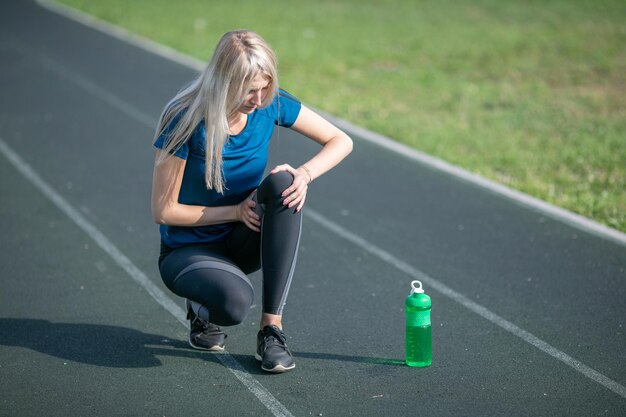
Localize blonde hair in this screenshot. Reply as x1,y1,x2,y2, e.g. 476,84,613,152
154,30,278,193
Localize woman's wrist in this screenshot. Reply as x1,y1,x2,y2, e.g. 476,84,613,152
299,165,313,184
233,202,244,223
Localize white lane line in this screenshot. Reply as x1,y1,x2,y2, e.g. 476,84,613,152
35,0,204,73
313,112,626,247
38,52,156,129
14,15,625,400
305,210,626,400
0,138,294,417
36,0,626,247
0,138,182,319
11,49,295,415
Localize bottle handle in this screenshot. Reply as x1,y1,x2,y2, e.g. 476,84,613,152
411,280,424,294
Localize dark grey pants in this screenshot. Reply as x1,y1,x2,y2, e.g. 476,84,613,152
158,172,302,326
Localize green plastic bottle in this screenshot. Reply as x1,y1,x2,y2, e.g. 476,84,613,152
405,280,432,367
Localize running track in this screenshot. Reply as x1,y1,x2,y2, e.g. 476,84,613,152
0,1,625,416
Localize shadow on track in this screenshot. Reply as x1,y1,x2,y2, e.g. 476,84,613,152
221,351,405,377
294,351,405,366
0,318,220,368
1,319,405,376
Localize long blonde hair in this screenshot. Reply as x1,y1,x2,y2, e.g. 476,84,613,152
154,30,278,193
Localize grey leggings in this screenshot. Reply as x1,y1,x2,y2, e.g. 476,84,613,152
158,171,302,326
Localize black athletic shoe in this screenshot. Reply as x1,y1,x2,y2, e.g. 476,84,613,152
186,304,226,352
255,325,295,373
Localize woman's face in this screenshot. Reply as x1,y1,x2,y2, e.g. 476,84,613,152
237,73,271,114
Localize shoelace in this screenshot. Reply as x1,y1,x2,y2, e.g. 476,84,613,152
193,317,224,336
263,328,288,351
205,326,225,336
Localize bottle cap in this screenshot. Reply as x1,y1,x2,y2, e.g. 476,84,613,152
410,280,424,294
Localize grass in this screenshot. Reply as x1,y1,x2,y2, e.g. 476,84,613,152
58,0,626,232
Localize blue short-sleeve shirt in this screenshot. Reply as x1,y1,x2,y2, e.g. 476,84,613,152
154,89,301,247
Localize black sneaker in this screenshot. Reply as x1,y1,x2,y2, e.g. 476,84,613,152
186,303,226,352
255,325,295,373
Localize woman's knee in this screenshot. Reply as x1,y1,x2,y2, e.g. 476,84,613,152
158,261,180,295
160,261,254,326
216,289,254,326
258,171,293,202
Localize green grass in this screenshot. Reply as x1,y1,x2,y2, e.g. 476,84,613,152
58,0,626,232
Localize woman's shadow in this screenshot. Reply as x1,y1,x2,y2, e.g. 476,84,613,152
0,318,214,368
0,318,406,370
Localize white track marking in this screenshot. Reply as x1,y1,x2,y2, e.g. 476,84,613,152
305,209,626,400
0,138,294,417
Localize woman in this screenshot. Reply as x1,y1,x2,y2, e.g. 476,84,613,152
151,30,352,373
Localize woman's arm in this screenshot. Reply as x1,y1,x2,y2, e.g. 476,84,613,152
289,105,354,180
271,105,353,210
151,151,261,231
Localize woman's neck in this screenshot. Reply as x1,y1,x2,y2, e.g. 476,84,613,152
228,112,247,135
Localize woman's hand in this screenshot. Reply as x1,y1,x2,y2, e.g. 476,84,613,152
270,164,310,212
236,191,261,232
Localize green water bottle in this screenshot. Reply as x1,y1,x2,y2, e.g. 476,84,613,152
405,280,432,367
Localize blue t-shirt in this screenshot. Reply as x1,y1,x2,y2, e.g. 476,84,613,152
154,89,302,248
